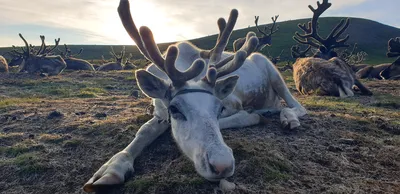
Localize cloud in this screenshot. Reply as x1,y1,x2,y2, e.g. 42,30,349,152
0,0,397,47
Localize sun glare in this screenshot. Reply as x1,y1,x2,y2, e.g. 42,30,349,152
99,0,184,46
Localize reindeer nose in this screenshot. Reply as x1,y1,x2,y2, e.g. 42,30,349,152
209,160,234,177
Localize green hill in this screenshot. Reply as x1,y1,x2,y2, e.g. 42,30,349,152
1,17,399,64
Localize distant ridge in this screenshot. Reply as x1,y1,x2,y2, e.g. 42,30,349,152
1,17,399,64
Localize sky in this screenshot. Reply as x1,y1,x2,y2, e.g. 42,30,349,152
0,0,398,47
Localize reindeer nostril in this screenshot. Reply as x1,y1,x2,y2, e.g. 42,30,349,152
209,163,219,175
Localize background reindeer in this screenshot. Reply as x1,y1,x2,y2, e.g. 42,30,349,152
83,0,306,192
12,34,66,76
380,37,400,80
58,44,95,71
97,46,125,71
124,53,137,70
291,0,371,97
0,55,8,73
233,15,279,52
356,38,400,80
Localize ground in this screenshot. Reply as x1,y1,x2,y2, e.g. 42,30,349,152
0,70,399,194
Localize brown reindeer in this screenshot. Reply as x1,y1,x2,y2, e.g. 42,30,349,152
233,15,279,52
97,46,125,71
13,34,66,76
291,0,371,97
0,55,8,73
357,37,400,80
59,44,95,71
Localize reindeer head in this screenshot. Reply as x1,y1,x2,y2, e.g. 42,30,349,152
381,37,400,80
110,46,126,64
118,0,258,180
293,0,350,60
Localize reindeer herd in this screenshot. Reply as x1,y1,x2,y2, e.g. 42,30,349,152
0,0,399,192
0,35,137,76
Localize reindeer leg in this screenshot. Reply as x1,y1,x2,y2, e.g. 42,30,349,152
219,110,260,129
251,54,307,130
83,116,169,192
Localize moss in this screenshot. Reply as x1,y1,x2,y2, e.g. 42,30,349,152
14,153,48,174
39,134,66,144
62,139,82,148
0,142,45,157
0,97,40,108
76,91,97,98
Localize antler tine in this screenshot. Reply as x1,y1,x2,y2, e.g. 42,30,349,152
209,9,239,65
267,15,279,36
216,50,247,78
200,18,228,59
254,16,268,36
387,37,400,58
165,46,206,87
139,27,166,71
117,0,152,62
215,32,258,69
37,35,46,55
18,33,30,57
45,38,61,55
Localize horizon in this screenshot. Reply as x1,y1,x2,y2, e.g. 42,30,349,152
1,0,399,47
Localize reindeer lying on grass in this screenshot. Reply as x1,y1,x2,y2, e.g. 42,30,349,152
59,44,95,71
12,34,66,76
97,46,125,71
0,55,8,73
357,38,400,80
83,0,306,192
291,0,371,97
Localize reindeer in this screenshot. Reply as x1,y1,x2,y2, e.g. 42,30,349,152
124,53,137,70
12,34,66,76
97,46,125,71
58,44,95,71
0,55,8,73
357,38,400,80
7,49,25,67
83,0,307,192
266,48,284,65
233,15,279,52
291,0,371,97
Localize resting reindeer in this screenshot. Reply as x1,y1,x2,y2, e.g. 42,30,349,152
12,34,66,76
291,0,371,97
83,0,306,192
357,37,400,80
124,53,137,70
6,51,24,67
233,15,279,52
0,55,8,73
97,46,125,71
58,44,95,71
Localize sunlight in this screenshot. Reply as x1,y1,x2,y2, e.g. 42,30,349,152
98,0,193,45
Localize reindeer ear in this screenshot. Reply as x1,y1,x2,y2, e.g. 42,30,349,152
135,70,170,99
214,75,239,100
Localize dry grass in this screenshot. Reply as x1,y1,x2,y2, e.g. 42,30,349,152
0,70,399,194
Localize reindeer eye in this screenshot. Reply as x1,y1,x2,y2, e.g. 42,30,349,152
168,105,186,120
218,106,226,118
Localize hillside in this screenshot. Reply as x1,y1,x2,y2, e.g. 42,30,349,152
1,17,399,64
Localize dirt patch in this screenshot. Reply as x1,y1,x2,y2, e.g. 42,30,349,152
0,71,399,194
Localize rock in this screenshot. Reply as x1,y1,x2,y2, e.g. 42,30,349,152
94,112,107,119
130,90,140,98
219,179,236,192
47,110,63,119
75,112,86,116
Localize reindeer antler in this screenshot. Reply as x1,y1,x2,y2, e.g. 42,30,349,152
118,0,205,88
294,0,350,58
291,45,311,59
254,15,279,48
387,37,400,58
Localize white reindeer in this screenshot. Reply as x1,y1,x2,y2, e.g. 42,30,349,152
83,0,307,192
